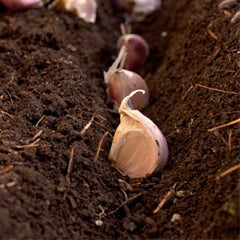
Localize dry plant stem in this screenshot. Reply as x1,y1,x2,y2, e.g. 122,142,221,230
35,115,46,126
207,47,221,64
94,131,109,162
207,29,218,40
80,115,95,135
195,84,240,95
104,108,119,115
0,110,14,119
182,85,194,100
216,164,240,180
4,89,14,103
26,130,43,144
153,183,177,214
231,10,240,23
7,71,16,86
208,118,240,132
14,138,40,149
107,192,143,216
228,130,232,151
0,165,14,176
66,147,75,183
80,114,106,135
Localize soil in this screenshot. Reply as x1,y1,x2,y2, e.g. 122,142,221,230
0,0,239,239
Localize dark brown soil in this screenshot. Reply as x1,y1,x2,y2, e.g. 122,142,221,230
0,0,239,239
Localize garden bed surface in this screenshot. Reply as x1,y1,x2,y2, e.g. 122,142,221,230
0,0,239,239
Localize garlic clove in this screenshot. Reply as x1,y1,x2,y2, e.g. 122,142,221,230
106,69,149,110
0,0,42,10
104,46,149,110
117,33,149,72
120,0,161,21
109,90,168,178
50,0,97,23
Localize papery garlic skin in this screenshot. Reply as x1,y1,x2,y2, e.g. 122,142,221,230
51,0,97,23
106,69,149,110
117,34,149,72
121,0,161,21
109,90,168,178
0,0,42,10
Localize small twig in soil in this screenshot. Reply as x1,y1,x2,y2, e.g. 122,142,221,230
207,29,218,40
80,115,95,135
0,110,14,119
66,146,75,183
14,138,40,149
104,108,119,115
35,115,46,127
207,46,221,64
25,130,43,144
195,84,240,95
32,130,43,141
4,89,14,104
228,130,232,151
107,192,143,216
208,118,240,132
182,85,194,100
153,183,177,214
0,165,14,176
94,131,109,162
121,189,128,200
7,71,16,86
80,114,106,135
216,164,240,181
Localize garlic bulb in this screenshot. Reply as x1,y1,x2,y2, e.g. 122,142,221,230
104,46,149,110
50,0,97,23
120,0,161,21
109,90,168,178
0,0,42,10
117,33,149,72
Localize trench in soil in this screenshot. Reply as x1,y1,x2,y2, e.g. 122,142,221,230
0,0,239,239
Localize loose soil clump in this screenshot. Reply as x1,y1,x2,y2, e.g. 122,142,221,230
0,0,239,239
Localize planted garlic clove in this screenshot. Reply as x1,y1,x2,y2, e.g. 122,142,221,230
0,0,42,10
117,33,149,72
50,0,97,23
109,90,168,178
120,0,161,21
104,46,149,110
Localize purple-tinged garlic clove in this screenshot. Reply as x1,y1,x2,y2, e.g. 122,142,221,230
0,0,42,10
50,0,97,23
107,68,149,110
117,33,149,72
109,90,168,178
104,46,149,110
